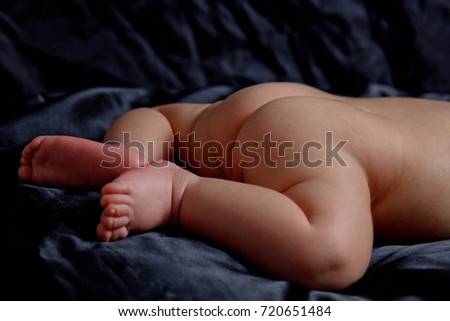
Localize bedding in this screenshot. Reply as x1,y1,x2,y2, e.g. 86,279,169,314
1,0,450,300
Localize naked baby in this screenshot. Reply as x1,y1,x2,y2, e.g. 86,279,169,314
18,82,450,291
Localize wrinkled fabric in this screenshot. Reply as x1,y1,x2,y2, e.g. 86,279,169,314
1,0,450,300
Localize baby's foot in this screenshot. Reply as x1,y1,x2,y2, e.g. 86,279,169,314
97,162,190,241
18,135,142,189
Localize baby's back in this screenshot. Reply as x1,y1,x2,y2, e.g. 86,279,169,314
350,97,450,243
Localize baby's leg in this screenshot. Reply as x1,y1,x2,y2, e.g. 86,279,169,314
18,135,142,189
97,161,190,241
100,162,374,290
19,108,174,189
174,172,374,291
103,107,175,164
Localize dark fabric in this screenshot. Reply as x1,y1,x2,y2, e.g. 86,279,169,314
1,0,450,300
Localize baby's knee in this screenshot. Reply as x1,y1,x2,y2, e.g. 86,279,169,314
108,108,166,131
291,237,371,291
105,108,172,142
311,254,368,291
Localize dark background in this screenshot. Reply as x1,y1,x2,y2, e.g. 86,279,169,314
1,0,450,300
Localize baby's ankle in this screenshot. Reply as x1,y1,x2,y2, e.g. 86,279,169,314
167,163,198,226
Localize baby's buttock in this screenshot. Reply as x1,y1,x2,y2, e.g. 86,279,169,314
227,96,382,189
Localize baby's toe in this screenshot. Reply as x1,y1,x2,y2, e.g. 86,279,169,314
97,224,129,242
108,226,130,241
101,181,129,196
18,164,32,182
97,203,133,241
101,204,131,229
22,136,45,161
18,137,46,182
100,193,131,209
96,223,111,242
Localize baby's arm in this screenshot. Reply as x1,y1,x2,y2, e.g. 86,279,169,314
174,167,373,290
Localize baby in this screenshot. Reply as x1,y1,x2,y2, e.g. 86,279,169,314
18,82,450,291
